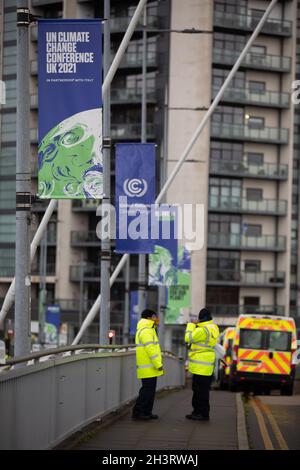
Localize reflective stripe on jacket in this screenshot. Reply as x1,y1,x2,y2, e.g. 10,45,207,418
185,320,220,376
135,318,164,379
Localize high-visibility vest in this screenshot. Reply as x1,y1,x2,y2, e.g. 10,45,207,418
135,318,164,379
185,320,220,376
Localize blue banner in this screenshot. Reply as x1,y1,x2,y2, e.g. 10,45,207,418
115,143,156,254
38,20,103,199
129,291,139,336
148,206,178,286
45,305,61,346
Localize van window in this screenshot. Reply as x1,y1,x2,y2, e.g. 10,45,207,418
268,331,291,352
240,329,263,349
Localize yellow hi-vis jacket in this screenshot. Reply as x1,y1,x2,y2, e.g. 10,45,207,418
135,318,164,379
185,320,220,376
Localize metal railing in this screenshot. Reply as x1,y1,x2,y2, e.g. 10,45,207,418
110,14,158,32
214,11,292,36
209,195,287,215
207,233,286,251
111,87,156,103
111,122,155,139
207,269,285,286
0,346,184,449
213,48,291,72
210,122,289,143
209,159,288,179
212,84,290,108
72,199,100,211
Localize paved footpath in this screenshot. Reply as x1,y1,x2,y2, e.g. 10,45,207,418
77,387,239,450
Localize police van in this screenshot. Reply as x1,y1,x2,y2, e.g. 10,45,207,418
229,314,297,395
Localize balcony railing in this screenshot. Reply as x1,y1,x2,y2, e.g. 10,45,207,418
207,270,285,287
119,51,158,68
70,264,139,283
209,159,288,180
207,233,286,251
214,11,292,37
0,267,15,278
71,231,100,246
208,304,285,316
111,87,156,104
32,264,56,276
209,195,287,215
212,85,290,108
72,200,100,211
210,122,289,144
213,48,291,72
110,14,158,32
0,163,15,177
111,123,155,140
0,197,15,211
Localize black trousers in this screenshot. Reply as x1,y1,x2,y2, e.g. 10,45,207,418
132,377,157,416
192,374,212,418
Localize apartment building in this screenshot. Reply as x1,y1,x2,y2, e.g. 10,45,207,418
0,0,299,353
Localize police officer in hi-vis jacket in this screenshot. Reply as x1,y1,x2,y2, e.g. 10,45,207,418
132,309,164,421
185,308,220,421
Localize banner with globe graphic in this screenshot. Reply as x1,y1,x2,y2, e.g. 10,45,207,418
115,143,156,253
38,20,103,199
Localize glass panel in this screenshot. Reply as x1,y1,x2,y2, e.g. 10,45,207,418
268,332,291,352
240,329,263,349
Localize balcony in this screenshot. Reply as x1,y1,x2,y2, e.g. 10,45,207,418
208,304,285,317
207,270,285,287
30,93,38,110
209,195,287,216
72,200,100,212
71,231,100,247
30,60,38,76
212,85,290,109
0,197,15,212
30,128,38,144
118,51,158,69
111,123,155,140
209,159,288,180
0,163,15,177
207,233,286,252
70,264,138,283
210,122,289,144
213,48,291,73
32,264,56,277
214,11,292,37
111,87,156,105
110,14,158,33
0,267,15,278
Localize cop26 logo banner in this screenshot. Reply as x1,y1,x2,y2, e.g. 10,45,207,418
115,143,156,253
38,20,103,199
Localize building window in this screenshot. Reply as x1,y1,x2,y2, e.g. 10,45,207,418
247,152,264,166
210,141,243,162
244,224,262,236
244,296,260,306
212,68,245,90
214,32,245,52
208,214,241,234
248,80,266,94
246,188,263,201
212,106,244,125
246,116,265,129
244,260,261,272
207,250,240,271
215,0,247,15
251,45,266,56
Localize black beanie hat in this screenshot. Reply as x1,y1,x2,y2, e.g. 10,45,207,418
198,308,212,322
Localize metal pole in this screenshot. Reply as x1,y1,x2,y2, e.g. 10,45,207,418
72,0,278,345
138,5,147,315
79,252,84,329
14,2,31,358
99,0,111,345
158,289,166,349
0,0,148,325
123,256,130,344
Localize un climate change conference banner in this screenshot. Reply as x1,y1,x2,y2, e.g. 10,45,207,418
38,20,103,199
115,143,156,254
148,207,178,286
165,246,192,325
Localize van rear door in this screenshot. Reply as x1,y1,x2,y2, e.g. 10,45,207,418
237,329,265,373
264,331,292,375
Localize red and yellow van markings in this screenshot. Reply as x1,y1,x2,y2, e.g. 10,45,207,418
237,349,291,375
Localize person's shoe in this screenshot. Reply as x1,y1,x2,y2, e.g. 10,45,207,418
185,413,209,421
191,414,210,421
131,414,151,421
150,414,159,419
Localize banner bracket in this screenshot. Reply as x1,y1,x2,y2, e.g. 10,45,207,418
17,8,41,26
103,137,111,149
